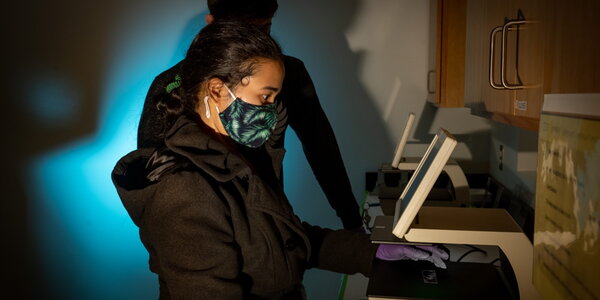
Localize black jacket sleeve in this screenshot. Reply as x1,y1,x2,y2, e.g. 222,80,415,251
281,56,363,229
303,222,378,276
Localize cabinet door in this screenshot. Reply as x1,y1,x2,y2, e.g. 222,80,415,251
464,0,514,116
429,0,466,108
466,0,598,130
481,0,515,116
465,0,544,130
543,0,600,94
508,0,546,121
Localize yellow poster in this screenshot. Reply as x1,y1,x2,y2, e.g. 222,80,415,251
534,113,600,300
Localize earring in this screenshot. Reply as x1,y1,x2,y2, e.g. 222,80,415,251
203,96,210,119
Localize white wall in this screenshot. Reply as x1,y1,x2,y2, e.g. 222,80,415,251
488,122,538,207
343,0,492,167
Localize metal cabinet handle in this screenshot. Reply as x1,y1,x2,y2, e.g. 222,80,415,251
489,26,504,89
427,70,435,94
501,19,529,89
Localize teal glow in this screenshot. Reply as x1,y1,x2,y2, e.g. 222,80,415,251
25,73,80,126
26,4,205,299
28,92,156,299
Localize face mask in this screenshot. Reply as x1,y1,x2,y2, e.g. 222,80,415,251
219,86,277,148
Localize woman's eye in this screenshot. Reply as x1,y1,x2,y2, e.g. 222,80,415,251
262,94,270,101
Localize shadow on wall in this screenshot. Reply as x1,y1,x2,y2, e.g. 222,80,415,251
4,0,206,298
169,13,205,67
413,101,439,142
274,0,394,215
4,1,123,298
413,102,490,165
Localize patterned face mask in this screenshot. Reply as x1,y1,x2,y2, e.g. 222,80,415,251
219,86,277,148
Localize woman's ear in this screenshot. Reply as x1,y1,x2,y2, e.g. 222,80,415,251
207,78,226,103
205,14,215,25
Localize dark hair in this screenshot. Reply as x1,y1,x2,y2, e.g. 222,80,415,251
153,21,283,141
208,0,278,21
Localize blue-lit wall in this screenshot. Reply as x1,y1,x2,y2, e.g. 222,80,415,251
6,0,394,299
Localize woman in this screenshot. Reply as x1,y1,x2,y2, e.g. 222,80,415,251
112,21,447,299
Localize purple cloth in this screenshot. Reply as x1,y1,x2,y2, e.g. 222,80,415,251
376,244,449,269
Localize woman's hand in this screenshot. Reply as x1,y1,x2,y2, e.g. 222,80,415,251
375,244,450,269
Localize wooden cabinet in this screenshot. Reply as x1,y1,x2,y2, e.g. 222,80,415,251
543,0,600,95
464,0,600,131
464,0,546,130
508,0,546,123
428,0,467,108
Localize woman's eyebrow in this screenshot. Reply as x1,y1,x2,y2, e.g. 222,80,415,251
262,86,280,92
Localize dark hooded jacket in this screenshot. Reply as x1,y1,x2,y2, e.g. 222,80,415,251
112,115,378,299
137,56,363,229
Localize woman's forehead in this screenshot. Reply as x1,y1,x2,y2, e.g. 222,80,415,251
244,58,284,88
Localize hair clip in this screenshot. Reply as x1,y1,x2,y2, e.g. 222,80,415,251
165,74,182,94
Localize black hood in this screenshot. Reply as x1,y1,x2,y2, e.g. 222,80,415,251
111,115,252,226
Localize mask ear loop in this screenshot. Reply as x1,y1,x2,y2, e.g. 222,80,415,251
224,85,237,102
203,96,210,118
217,84,236,114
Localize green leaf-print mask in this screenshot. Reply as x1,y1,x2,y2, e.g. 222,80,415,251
219,86,277,148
